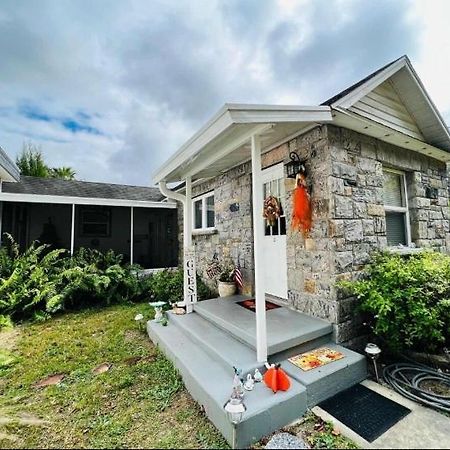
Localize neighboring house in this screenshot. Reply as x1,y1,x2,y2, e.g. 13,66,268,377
0,155,178,269
154,55,450,353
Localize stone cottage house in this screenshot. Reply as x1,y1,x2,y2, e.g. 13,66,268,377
150,56,450,447
155,55,450,351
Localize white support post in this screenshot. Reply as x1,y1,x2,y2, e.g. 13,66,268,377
70,203,75,256
183,176,197,313
251,134,268,363
130,206,134,265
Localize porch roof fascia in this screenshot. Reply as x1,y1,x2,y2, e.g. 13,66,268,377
152,103,333,184
0,192,176,209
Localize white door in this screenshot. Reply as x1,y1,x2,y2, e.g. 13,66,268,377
261,163,288,299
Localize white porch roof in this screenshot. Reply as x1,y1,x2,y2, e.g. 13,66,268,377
152,104,333,183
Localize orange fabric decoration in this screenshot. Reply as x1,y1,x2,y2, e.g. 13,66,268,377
291,173,312,237
263,364,291,393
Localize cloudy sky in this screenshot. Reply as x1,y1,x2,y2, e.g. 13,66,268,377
1,0,449,186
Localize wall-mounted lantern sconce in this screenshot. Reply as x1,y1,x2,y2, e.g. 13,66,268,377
285,151,307,179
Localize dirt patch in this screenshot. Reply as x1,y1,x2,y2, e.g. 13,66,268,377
33,374,65,388
0,430,19,444
92,363,112,374
0,412,48,426
123,356,142,366
124,330,141,342
420,379,450,397
0,328,21,352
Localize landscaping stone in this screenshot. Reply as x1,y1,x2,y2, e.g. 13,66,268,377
265,432,310,449
33,373,65,388
92,363,111,374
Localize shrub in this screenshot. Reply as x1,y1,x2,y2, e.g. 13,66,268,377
340,250,450,353
0,235,216,325
0,238,67,321
147,268,216,305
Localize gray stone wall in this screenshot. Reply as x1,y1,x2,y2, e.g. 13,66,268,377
326,125,450,347
178,123,450,349
185,163,255,296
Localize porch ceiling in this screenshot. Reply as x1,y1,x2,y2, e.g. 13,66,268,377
152,104,333,183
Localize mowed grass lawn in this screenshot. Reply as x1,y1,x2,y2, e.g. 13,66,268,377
0,303,228,449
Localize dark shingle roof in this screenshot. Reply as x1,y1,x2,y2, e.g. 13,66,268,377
2,176,164,202
321,55,406,106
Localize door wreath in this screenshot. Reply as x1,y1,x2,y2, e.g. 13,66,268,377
263,195,281,226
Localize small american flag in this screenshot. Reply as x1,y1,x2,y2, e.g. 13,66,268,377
234,264,243,292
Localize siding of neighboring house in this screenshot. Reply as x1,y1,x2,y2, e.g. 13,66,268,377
182,124,450,348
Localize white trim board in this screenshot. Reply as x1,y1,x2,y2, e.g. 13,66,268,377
152,104,332,183
0,192,176,209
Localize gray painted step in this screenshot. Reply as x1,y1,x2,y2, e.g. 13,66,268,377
195,296,333,355
168,311,260,374
169,311,331,375
147,319,308,449
281,343,367,407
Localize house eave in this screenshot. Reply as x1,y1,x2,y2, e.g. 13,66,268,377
152,104,332,184
0,192,177,208
329,56,450,153
333,108,450,162
0,146,20,182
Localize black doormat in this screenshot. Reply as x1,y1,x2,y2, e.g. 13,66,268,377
318,384,410,442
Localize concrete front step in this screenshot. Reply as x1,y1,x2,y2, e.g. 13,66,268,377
147,318,308,449
195,296,333,356
168,311,261,374
169,310,366,408
281,344,367,407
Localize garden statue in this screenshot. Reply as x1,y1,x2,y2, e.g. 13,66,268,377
149,301,167,323
253,368,263,383
244,373,254,391
232,366,244,398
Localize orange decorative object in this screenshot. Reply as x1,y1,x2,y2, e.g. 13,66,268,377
263,363,291,393
291,173,312,237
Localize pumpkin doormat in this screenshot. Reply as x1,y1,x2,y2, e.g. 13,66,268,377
237,299,281,312
288,347,345,371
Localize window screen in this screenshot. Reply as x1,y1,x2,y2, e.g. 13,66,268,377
383,169,409,247
386,212,407,246
194,200,202,229
80,207,111,237
383,171,404,207
206,195,215,228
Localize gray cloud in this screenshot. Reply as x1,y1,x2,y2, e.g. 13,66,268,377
0,0,436,186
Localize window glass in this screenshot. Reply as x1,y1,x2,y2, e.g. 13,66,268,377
386,212,407,246
194,200,202,229
80,207,110,237
280,216,286,235
206,195,215,228
383,171,404,207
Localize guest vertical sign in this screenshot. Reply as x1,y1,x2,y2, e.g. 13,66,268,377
184,246,197,312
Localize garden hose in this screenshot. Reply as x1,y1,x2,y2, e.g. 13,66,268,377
383,363,450,413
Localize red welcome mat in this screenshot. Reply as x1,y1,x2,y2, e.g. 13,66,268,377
237,299,281,312
289,347,345,371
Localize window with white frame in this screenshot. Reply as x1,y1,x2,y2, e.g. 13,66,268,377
79,206,111,237
383,168,410,247
193,192,215,230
